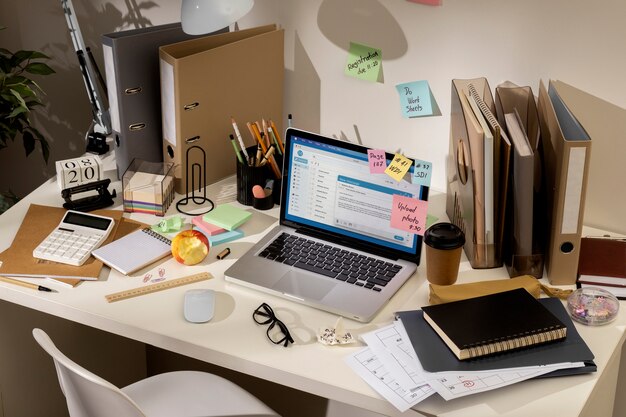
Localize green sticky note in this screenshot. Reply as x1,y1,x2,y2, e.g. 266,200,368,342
345,42,382,82
203,204,252,231
151,215,183,233
426,214,438,228
396,80,433,117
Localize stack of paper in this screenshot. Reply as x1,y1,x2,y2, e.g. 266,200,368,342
345,297,595,412
192,204,251,246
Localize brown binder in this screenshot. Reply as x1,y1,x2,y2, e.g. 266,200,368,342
446,78,501,268
537,80,592,285
159,24,284,194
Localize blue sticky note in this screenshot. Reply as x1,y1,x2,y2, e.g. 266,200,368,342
412,159,433,187
206,229,244,246
396,80,433,118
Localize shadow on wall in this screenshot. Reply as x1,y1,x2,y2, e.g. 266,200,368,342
283,31,321,134
0,0,156,203
317,0,407,59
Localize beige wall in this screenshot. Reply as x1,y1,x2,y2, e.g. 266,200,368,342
1,0,624,228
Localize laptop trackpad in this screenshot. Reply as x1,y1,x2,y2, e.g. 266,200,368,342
272,270,336,301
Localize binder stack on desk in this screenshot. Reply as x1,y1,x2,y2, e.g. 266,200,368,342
159,24,284,194
102,23,206,179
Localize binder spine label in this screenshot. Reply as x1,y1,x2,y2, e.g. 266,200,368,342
103,44,120,133
160,59,176,146
562,147,587,234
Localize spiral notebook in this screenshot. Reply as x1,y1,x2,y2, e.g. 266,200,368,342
92,227,171,275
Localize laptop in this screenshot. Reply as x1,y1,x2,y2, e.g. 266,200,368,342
225,128,429,322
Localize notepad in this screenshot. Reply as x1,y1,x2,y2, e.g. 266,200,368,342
91,228,172,275
421,288,567,360
192,215,226,236
202,204,251,231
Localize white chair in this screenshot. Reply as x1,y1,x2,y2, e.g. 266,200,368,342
32,328,281,417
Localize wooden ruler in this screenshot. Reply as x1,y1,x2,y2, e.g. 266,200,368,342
105,272,212,303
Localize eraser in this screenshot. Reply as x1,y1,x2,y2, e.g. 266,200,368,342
252,185,266,199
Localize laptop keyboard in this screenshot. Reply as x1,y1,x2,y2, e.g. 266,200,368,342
257,233,402,292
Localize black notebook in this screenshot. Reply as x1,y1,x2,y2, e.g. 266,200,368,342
421,288,567,360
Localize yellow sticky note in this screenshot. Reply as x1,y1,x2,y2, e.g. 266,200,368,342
385,153,413,181
345,42,382,82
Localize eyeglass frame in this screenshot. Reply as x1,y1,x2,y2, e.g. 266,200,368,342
252,303,295,347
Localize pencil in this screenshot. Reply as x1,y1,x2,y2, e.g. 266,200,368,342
231,117,250,165
249,122,281,178
270,120,285,155
0,276,53,292
267,126,283,156
260,145,275,166
229,134,244,164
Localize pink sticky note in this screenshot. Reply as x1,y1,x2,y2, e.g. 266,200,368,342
390,194,428,236
192,215,226,236
367,149,387,173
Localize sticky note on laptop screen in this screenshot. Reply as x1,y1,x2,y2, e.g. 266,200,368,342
203,204,252,231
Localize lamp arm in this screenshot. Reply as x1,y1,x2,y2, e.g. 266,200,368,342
61,0,111,154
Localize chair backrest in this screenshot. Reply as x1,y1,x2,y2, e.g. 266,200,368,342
32,328,147,417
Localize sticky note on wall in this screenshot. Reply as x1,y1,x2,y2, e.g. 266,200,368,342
396,80,434,118
345,42,382,82
412,159,433,187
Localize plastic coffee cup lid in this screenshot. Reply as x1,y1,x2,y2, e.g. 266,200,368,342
424,222,465,250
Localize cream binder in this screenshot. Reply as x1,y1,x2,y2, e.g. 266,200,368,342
159,24,284,194
537,80,592,285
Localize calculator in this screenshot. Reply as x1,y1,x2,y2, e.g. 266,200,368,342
33,210,115,266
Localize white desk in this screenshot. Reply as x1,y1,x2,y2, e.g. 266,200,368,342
1,166,624,417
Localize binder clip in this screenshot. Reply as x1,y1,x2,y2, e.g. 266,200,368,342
62,179,116,212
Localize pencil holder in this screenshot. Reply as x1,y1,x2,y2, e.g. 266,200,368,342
236,146,274,206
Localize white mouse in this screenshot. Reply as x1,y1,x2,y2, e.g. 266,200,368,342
183,289,215,323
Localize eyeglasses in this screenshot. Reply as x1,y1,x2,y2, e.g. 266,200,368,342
253,303,294,347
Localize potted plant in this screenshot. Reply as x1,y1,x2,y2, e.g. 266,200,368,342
1,25,55,212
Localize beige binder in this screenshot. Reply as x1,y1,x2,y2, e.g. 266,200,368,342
159,24,284,194
446,78,501,268
537,80,592,285
550,80,626,235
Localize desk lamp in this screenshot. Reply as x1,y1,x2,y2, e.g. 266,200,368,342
181,0,254,34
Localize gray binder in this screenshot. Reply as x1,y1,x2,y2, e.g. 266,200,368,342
102,23,216,178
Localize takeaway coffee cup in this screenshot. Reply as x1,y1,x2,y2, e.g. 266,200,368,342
423,222,465,285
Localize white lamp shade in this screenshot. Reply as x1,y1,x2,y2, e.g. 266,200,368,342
181,0,254,35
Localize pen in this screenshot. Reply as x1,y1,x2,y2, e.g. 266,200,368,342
255,142,263,167
231,117,250,165
229,134,244,164
0,276,54,292
249,122,281,178
287,113,293,128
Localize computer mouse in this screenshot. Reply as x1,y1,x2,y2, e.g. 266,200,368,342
183,289,215,323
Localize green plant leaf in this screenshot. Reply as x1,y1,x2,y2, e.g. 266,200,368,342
9,89,27,108
8,83,36,99
22,130,35,156
30,127,49,163
24,62,55,75
7,105,28,118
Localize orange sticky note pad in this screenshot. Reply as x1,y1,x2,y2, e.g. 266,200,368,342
385,153,412,181
390,194,428,235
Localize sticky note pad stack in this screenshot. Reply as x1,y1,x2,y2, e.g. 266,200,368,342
202,204,252,231
194,204,252,247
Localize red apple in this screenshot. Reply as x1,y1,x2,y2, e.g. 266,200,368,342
171,230,210,265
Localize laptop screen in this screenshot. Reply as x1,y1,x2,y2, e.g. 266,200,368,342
280,129,428,262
